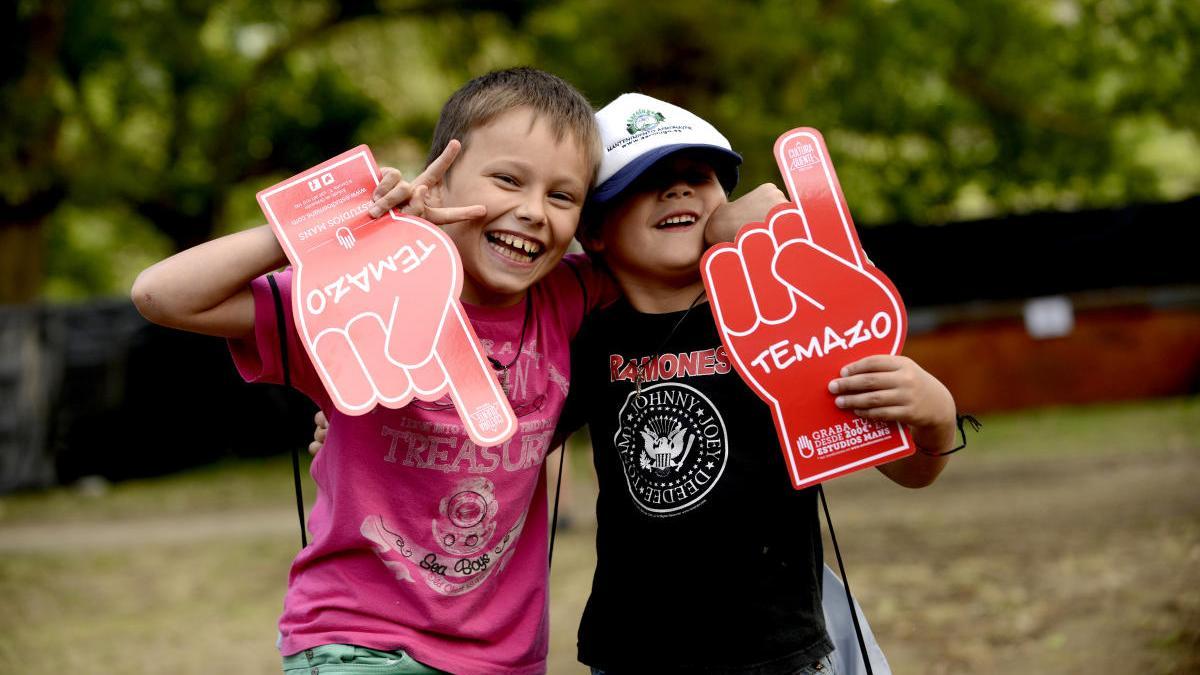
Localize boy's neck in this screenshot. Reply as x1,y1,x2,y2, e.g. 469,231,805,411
617,273,707,314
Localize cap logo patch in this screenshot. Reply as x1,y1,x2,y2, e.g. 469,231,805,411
626,109,665,135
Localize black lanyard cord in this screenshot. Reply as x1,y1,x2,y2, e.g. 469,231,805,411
818,483,873,675
547,442,567,568
268,273,308,549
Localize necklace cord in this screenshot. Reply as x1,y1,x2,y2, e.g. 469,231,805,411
487,293,533,374
634,289,707,395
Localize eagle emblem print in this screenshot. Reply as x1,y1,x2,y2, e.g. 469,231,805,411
614,383,728,515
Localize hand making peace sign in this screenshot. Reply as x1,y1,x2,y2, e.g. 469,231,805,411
258,144,516,447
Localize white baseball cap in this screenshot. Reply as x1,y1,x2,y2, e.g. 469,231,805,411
591,93,742,204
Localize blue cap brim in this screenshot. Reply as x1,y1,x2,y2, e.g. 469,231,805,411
590,144,743,205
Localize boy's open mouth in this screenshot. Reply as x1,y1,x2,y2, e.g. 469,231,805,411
486,231,544,263
655,214,698,229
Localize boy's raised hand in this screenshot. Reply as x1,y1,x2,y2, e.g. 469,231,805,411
705,183,788,246
368,140,486,224
702,129,912,489
258,146,516,447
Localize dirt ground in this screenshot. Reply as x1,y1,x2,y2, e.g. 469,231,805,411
1,402,1198,674
545,441,1200,674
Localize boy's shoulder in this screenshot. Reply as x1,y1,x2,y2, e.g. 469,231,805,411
544,251,593,292
536,252,614,316
528,252,620,341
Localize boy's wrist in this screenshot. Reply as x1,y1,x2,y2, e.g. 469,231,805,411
911,410,958,455
913,413,979,457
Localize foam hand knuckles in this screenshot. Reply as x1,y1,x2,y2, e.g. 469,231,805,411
702,129,913,489
257,146,516,446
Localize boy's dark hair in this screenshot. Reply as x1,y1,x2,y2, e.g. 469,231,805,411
427,67,600,181
577,202,608,252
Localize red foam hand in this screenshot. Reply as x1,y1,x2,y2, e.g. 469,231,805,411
702,129,912,490
258,146,516,446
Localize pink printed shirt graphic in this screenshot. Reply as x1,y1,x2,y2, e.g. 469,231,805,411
229,256,598,675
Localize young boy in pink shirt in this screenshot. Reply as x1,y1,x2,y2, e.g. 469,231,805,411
133,68,608,675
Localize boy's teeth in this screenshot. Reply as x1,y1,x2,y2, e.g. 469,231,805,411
658,215,696,227
494,245,528,262
487,232,542,260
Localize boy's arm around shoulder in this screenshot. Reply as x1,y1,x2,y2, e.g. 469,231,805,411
557,252,621,321
827,354,958,488
131,225,286,338
705,183,789,245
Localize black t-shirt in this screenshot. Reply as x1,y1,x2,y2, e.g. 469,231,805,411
562,298,833,675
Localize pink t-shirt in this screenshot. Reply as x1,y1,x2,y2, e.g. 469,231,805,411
230,255,600,675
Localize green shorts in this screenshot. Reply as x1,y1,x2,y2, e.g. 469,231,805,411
282,644,446,675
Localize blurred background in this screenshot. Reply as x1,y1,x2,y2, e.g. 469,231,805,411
1,0,1197,673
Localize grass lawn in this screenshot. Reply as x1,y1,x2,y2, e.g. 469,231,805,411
1,397,1197,673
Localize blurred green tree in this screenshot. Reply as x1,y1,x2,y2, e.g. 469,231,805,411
0,0,541,302
527,0,1200,223
3,0,1197,302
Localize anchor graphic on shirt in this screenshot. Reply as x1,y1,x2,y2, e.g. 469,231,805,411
360,477,525,596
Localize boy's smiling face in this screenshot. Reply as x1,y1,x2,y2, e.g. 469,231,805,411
593,152,728,286
434,106,591,307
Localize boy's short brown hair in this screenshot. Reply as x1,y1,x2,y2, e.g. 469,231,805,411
428,67,600,182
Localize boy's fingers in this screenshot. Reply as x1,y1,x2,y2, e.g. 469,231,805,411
849,406,907,421
424,204,487,225
401,184,431,218
415,139,462,187
828,371,902,395
737,184,789,224
745,182,789,205
835,389,905,411
373,168,403,201
708,185,789,244
839,354,905,377
370,182,415,218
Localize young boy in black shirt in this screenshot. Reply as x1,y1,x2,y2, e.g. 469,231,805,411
561,93,958,674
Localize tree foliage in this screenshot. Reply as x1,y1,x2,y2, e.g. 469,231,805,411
1,0,534,300
526,0,1200,223
3,0,1197,301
